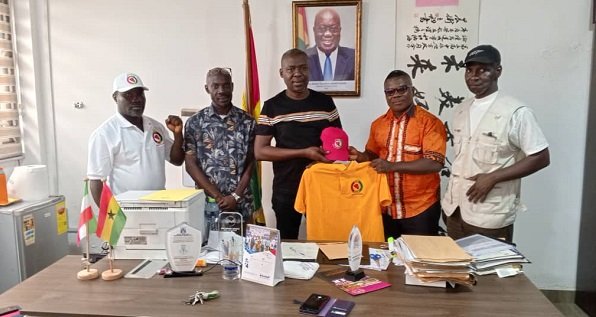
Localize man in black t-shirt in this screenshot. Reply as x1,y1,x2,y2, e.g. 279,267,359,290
255,48,342,239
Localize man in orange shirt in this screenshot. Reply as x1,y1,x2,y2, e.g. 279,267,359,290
349,70,446,239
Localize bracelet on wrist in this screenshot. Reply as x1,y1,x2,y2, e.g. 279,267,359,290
230,192,241,202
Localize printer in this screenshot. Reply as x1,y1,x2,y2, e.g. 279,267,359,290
113,190,205,259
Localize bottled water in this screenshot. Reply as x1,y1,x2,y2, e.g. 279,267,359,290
205,198,219,242
222,260,240,280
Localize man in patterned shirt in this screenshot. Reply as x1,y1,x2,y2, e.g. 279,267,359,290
184,67,256,218
349,70,446,239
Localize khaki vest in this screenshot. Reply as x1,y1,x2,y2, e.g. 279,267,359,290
442,95,527,229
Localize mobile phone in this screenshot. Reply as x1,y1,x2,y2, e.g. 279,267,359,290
299,293,331,315
326,299,355,317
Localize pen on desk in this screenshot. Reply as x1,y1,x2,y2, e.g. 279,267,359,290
289,246,306,257
130,259,152,275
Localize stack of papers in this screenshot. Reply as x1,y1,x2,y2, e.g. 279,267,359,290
396,235,475,287
281,242,320,279
455,234,530,276
283,261,320,280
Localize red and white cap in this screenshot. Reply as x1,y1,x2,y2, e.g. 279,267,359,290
112,72,149,94
321,127,349,161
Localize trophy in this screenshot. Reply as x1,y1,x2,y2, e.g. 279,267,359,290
344,225,365,281
219,212,243,280
165,222,202,275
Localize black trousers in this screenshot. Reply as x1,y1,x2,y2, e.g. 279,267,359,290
382,201,441,240
272,191,302,239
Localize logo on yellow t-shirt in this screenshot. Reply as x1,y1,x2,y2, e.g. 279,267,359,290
351,180,363,193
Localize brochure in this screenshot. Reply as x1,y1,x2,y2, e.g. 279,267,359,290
241,224,284,286
318,268,391,296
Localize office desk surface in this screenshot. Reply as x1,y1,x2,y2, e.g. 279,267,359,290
0,255,561,317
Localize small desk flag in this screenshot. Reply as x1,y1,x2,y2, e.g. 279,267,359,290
95,182,127,246
76,180,97,246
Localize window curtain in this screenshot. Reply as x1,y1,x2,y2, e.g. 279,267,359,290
0,0,22,160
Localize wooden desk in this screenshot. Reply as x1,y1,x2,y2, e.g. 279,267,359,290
0,255,562,317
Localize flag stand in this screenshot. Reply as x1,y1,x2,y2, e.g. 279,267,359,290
101,246,123,281
77,179,99,280
77,225,99,280
96,180,125,281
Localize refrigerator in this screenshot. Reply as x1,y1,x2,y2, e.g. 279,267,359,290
0,196,68,294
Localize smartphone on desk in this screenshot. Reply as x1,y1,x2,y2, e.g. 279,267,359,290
326,299,355,317
299,293,331,315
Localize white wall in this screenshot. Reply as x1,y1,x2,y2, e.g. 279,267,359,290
11,0,593,290
475,0,593,290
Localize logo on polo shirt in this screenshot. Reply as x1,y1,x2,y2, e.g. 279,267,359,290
152,130,163,144
351,180,363,193
127,75,138,84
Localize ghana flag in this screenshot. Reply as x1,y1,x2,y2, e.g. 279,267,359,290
242,0,265,224
296,7,309,50
95,182,127,246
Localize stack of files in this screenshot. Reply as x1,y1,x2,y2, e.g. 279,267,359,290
396,235,475,287
455,234,530,276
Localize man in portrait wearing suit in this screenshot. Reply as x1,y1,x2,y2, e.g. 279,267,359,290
305,8,355,81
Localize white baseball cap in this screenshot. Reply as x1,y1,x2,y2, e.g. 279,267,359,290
112,72,149,93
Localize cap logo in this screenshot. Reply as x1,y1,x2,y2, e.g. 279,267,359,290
351,180,363,193
127,75,138,84
152,131,163,144
468,49,483,57
333,138,343,150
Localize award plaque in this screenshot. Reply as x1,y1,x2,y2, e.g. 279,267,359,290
219,212,243,280
345,225,365,281
165,222,202,272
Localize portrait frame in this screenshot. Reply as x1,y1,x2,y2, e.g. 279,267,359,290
292,0,362,96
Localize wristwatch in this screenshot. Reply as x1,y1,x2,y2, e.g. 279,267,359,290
231,192,241,202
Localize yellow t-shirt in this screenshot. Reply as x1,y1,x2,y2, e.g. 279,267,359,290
294,161,392,242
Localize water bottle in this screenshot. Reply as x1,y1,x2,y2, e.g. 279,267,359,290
221,235,240,280
205,197,219,241
222,260,240,280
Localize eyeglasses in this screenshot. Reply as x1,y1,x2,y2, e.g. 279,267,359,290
384,85,411,96
314,25,340,34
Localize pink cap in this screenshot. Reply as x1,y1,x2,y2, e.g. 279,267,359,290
321,127,349,161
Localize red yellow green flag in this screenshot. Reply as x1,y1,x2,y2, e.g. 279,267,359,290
76,180,97,246
95,182,127,246
242,0,264,224
297,7,309,50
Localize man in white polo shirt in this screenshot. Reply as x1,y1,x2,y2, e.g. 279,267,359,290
87,72,184,204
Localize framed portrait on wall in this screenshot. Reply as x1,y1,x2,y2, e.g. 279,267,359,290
292,0,362,96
